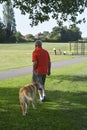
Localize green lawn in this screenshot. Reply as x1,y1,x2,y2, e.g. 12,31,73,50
0,61,87,130
0,43,83,70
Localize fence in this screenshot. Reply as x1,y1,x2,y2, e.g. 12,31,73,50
69,42,87,55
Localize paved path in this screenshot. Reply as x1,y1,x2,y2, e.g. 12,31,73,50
0,57,87,80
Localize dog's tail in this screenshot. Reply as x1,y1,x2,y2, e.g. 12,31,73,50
19,91,33,102
24,93,34,101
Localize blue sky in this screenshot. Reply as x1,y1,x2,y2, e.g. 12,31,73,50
0,4,87,37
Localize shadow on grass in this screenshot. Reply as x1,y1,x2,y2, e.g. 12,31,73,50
48,74,87,82
0,85,87,130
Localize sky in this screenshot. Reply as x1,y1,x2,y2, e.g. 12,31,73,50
0,4,87,37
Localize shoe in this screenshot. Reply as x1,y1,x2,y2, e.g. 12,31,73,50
42,96,46,102
42,99,45,102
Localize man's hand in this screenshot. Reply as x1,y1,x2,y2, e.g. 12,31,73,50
48,71,51,76
33,61,37,71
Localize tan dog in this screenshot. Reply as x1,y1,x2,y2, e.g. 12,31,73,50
19,82,39,116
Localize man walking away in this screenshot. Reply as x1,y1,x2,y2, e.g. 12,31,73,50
32,40,51,102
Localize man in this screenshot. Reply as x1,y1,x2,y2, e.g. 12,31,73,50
32,40,51,102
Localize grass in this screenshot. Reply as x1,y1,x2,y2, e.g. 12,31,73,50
0,42,87,129
0,42,84,70
0,61,87,130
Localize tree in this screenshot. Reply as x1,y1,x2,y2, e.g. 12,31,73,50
43,31,50,36
25,34,34,41
49,25,81,42
15,31,26,43
69,25,82,41
0,18,6,42
0,0,87,27
3,0,16,39
42,31,50,41
60,26,69,42
50,26,61,41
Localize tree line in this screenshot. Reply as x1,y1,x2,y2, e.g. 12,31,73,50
0,17,82,43
33,25,82,42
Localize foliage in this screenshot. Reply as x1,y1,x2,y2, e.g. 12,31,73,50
0,0,17,43
15,31,26,43
3,1,16,33
79,39,87,43
0,0,84,43
0,19,6,42
3,0,16,42
45,25,81,42
32,25,81,42
0,23,82,43
0,0,87,26
25,34,35,41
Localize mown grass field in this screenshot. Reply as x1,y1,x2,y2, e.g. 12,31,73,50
0,61,87,130
0,43,87,130
0,42,83,70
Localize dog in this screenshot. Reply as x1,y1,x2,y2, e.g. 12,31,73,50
19,82,39,116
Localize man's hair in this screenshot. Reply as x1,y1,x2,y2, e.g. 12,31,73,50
35,40,42,46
